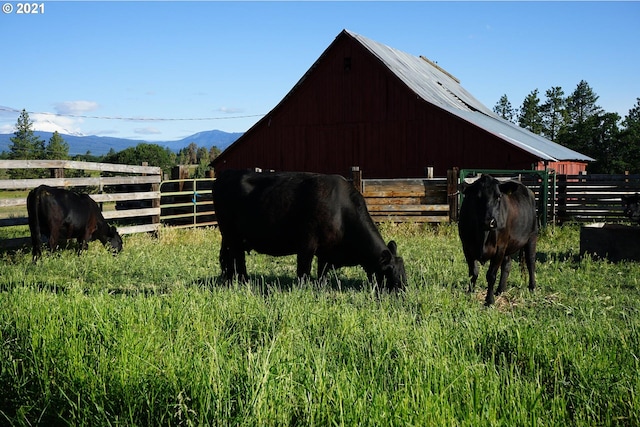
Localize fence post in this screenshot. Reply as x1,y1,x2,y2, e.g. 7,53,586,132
447,168,459,222
425,166,434,179
351,166,363,193
172,165,189,192
142,162,160,227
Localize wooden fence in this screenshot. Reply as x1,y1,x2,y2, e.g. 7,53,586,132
0,160,162,249
556,173,640,223
350,168,451,223
2,161,639,252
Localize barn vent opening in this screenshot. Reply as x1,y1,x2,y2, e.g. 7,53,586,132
343,57,352,72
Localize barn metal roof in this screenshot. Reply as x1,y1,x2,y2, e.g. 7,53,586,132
346,30,594,163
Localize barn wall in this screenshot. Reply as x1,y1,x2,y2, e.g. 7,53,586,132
213,33,541,179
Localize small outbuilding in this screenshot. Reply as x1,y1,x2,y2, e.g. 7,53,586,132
213,29,593,178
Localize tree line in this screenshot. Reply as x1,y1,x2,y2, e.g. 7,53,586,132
493,80,640,174
1,110,221,179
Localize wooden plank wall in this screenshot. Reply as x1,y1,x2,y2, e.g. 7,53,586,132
360,178,450,223
0,160,162,249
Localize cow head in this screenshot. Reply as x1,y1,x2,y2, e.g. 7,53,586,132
461,174,508,231
107,226,123,254
622,194,640,223
377,240,406,292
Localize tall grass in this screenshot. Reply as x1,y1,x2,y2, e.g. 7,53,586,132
1,224,638,426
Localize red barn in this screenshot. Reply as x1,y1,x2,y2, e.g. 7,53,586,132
213,30,592,178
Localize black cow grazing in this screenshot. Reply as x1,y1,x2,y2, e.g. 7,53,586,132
27,185,123,261
458,175,538,305
622,193,640,224
213,170,406,291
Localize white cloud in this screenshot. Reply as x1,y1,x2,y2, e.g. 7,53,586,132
54,100,100,115
218,107,244,114
0,124,15,133
135,127,162,135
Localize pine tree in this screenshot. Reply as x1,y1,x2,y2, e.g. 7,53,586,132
565,80,602,126
587,112,622,173
518,89,543,134
620,98,640,172
45,131,70,160
9,109,45,160
493,94,516,122
557,80,604,156
8,109,45,179
540,86,567,141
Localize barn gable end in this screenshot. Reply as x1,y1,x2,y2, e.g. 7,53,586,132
213,30,592,178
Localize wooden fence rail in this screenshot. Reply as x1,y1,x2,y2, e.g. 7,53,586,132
0,160,162,249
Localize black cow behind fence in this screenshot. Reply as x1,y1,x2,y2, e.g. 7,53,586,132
27,185,123,261
212,169,406,291
458,174,538,305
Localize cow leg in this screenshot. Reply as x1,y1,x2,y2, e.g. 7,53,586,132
496,255,511,295
219,241,233,281
30,231,42,262
296,252,313,280
468,260,479,293
219,239,248,282
524,238,537,292
485,255,504,306
234,250,248,282
462,244,479,293
77,228,92,254
48,228,60,253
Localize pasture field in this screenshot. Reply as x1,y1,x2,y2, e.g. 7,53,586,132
1,223,639,426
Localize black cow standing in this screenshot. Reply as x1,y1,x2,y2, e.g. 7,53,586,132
458,175,538,305
27,185,123,261
622,193,640,224
213,170,406,291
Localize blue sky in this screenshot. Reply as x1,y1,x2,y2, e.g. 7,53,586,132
1,1,639,143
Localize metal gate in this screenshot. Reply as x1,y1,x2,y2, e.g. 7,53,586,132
159,178,216,228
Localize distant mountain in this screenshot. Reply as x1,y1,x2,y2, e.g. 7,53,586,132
162,130,244,153
0,130,243,157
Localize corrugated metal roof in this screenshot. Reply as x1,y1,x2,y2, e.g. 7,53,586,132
346,30,594,162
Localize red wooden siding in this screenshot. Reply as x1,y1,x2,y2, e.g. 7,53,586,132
213,32,583,179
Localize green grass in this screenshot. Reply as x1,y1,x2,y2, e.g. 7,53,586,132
1,224,639,426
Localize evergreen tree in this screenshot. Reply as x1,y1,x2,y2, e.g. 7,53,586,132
540,86,567,141
565,80,602,126
9,109,45,160
620,98,640,173
45,131,70,160
493,94,516,122
209,146,221,162
8,109,45,178
518,89,543,134
196,146,209,164
557,80,604,156
186,142,198,164
587,112,622,173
